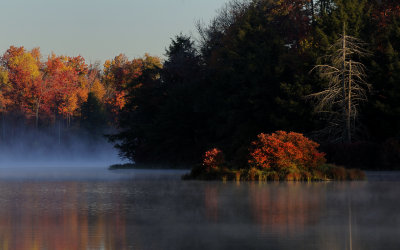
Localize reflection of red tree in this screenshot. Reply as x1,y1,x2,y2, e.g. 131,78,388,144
0,182,128,250
204,186,219,222
250,183,323,235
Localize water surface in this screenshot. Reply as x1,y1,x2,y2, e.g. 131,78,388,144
0,168,398,250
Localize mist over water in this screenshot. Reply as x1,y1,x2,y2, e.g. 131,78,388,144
0,122,125,168
1,123,400,249
0,171,398,250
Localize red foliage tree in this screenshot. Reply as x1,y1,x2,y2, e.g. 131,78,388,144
203,148,225,172
248,131,326,171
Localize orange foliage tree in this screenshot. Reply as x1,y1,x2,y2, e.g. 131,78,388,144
44,55,77,123
87,63,105,101
103,53,162,120
0,46,46,127
44,54,90,126
0,46,42,113
0,66,11,112
103,54,143,119
248,131,326,172
0,45,164,131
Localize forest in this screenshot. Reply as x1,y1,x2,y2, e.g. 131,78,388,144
1,0,400,170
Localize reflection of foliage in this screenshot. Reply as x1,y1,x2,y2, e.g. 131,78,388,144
250,181,322,234
0,182,129,249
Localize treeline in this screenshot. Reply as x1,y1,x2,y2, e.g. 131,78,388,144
3,0,400,169
0,47,161,138
110,0,400,169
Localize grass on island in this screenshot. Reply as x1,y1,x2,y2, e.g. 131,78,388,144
182,163,366,182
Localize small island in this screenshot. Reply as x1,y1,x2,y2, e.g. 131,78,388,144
183,131,366,181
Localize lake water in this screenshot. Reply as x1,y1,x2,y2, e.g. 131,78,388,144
0,167,398,250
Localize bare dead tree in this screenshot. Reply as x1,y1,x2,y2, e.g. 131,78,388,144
308,25,371,143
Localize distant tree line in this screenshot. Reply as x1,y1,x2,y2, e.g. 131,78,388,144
0,47,161,140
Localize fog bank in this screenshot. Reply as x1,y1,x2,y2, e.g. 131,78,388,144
0,124,126,168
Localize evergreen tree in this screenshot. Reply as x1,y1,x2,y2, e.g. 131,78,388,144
80,92,107,137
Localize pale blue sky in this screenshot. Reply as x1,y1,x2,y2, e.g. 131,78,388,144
0,0,229,63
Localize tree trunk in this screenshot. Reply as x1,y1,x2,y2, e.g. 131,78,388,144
342,24,349,143
309,23,369,143
35,100,40,129
58,119,61,145
311,0,315,24
347,60,352,143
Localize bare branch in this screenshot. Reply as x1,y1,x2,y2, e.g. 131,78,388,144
308,30,370,143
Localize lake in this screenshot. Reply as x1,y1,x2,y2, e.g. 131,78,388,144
0,167,398,250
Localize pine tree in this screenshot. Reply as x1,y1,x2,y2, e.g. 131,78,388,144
80,92,107,137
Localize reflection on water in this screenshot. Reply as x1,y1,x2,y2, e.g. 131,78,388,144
250,182,323,235
0,169,398,250
0,182,128,250
205,186,219,222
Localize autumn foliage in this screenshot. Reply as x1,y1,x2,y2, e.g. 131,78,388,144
0,45,161,129
202,148,225,172
248,131,326,172
183,131,367,181
185,131,332,181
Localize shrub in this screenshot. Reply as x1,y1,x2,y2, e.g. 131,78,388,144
270,171,280,181
235,172,241,182
248,131,326,172
347,169,366,180
329,166,347,180
312,170,326,180
203,148,225,172
248,167,258,181
285,173,295,181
